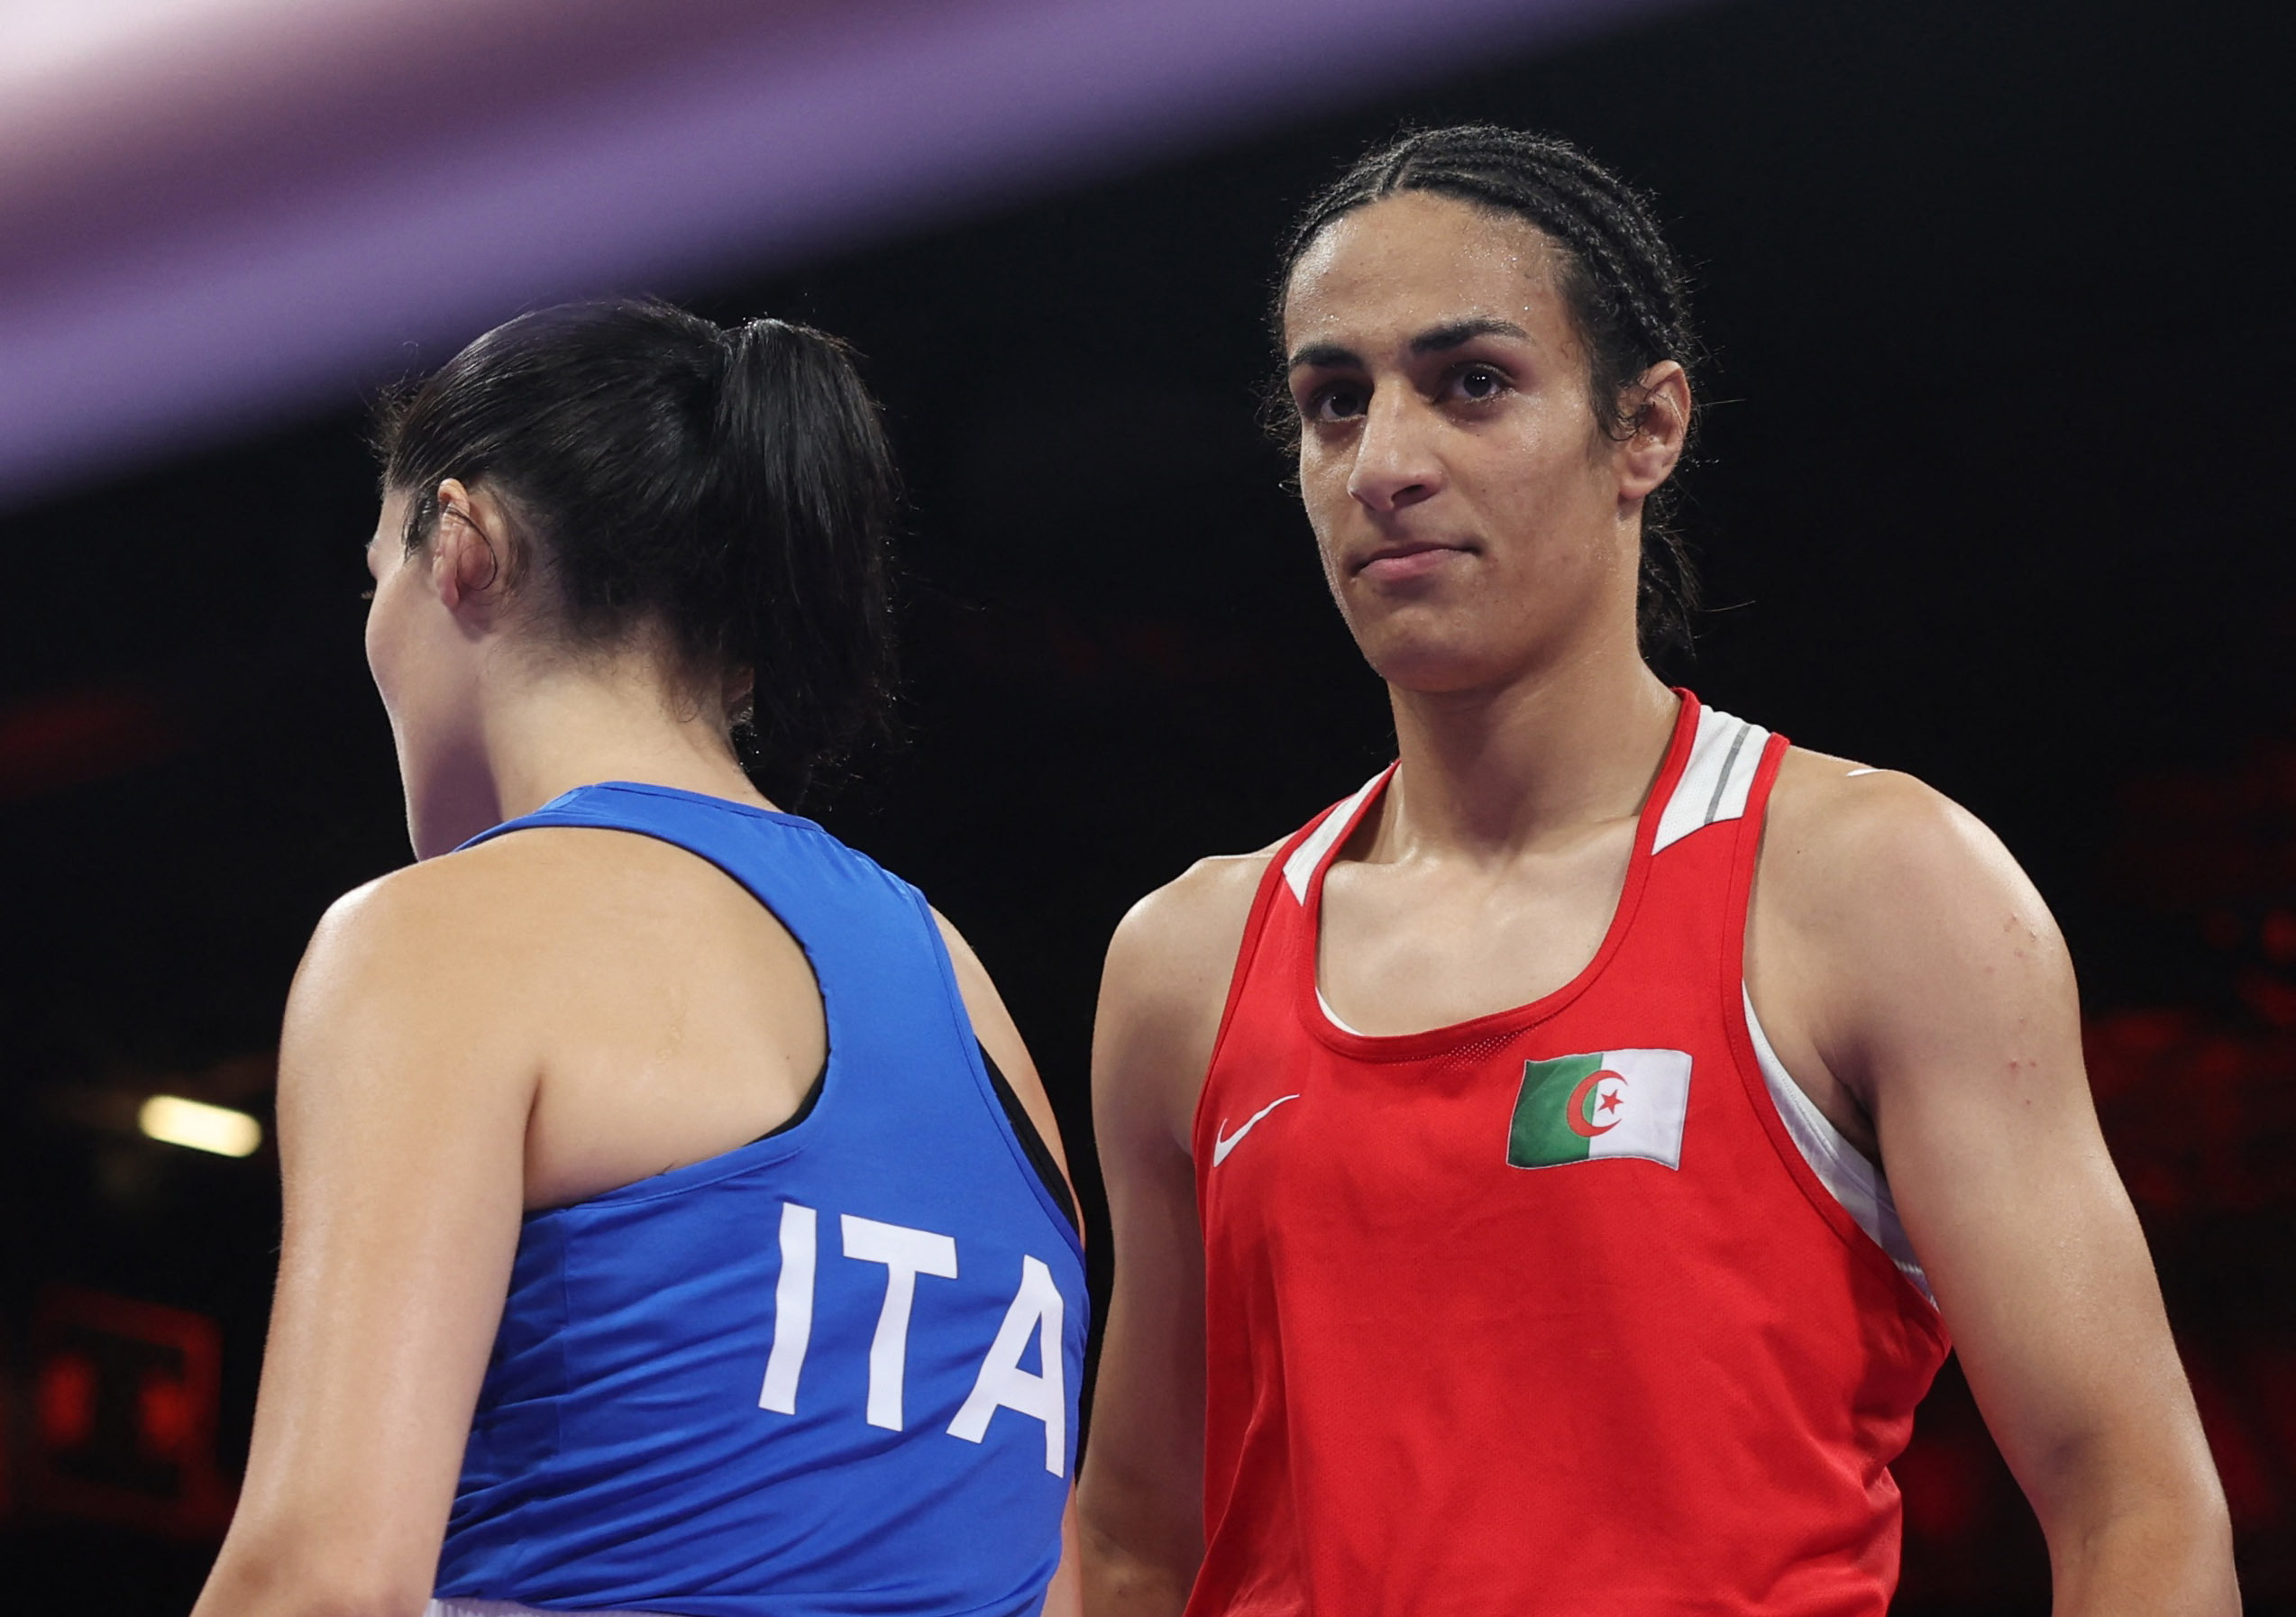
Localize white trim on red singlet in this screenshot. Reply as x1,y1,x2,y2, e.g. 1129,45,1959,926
1651,705,1770,854
1742,987,1935,1306
1314,987,1364,1035
1281,772,1386,903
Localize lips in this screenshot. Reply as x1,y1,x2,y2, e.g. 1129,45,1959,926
1354,540,1470,583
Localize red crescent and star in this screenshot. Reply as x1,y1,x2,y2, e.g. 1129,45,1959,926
1566,1069,1626,1138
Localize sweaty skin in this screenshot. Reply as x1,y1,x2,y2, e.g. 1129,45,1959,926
194,489,1082,1617
1078,192,2235,1616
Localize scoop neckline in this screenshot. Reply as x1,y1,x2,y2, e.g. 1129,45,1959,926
1295,690,1700,1059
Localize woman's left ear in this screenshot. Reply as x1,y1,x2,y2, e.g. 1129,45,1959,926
430,478,511,610
1616,361,1690,503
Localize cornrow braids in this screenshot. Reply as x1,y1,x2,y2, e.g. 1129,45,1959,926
1272,125,1704,660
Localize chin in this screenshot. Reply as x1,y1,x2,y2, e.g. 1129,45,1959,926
1362,639,1518,696
1342,604,1486,685
1351,583,1592,695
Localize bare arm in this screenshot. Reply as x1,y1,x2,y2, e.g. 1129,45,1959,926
1078,854,1267,1617
192,872,538,1617
1752,763,2237,1616
1038,1494,1083,1617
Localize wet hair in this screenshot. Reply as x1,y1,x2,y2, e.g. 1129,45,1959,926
375,297,898,806
1273,125,1703,659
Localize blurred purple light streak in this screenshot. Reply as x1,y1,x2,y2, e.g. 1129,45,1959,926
0,0,1693,506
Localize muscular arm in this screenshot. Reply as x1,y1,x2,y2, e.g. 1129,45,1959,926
1078,854,1268,1617
1750,761,2237,1616
192,871,537,1617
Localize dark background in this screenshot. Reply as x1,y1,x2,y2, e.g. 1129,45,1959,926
2,0,2292,1607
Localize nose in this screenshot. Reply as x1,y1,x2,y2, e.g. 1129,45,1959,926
1345,387,1441,514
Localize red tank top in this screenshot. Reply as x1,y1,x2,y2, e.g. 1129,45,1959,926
1188,692,1948,1616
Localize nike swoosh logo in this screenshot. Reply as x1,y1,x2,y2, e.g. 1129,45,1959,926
1212,1094,1301,1165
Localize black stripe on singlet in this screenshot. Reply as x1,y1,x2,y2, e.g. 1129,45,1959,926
977,1042,1081,1235
756,1059,828,1142
755,1045,1079,1236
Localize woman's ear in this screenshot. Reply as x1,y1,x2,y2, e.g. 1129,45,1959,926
721,665,757,729
1616,361,1690,505
429,478,511,612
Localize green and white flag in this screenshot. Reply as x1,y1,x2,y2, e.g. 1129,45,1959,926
1507,1049,1692,1171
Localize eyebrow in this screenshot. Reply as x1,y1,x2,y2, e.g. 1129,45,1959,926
1286,316,1532,370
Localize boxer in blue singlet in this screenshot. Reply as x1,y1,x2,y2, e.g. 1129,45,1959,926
193,300,1085,1617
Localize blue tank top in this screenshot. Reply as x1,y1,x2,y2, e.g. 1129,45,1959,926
431,782,1087,1616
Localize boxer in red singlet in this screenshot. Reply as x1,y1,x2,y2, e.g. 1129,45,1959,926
1078,127,2236,1615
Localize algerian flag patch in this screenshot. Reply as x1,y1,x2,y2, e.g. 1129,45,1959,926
1507,1050,1692,1171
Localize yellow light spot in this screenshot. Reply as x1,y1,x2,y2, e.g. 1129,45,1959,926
138,1095,261,1158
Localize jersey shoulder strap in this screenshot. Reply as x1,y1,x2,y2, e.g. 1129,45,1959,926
1197,770,1395,1122
1650,698,1778,855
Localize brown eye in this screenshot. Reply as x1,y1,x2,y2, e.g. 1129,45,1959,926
1306,383,1367,423
1455,366,1507,402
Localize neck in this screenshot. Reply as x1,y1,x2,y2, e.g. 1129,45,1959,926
1380,630,1679,862
410,652,766,859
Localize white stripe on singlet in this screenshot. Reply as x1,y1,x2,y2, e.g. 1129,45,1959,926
1651,705,1770,854
1742,988,1935,1305
1282,772,1386,903
1315,986,1365,1035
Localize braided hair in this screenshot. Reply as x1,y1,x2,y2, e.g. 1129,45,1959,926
1273,126,1704,660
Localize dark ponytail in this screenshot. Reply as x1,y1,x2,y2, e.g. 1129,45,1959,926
707,318,899,805
375,298,899,807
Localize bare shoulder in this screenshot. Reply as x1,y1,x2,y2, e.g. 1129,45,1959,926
1755,744,2072,1083
1761,744,2046,926
1104,844,1282,1012
300,852,507,1009
303,831,603,982
284,833,624,1095
1093,843,1283,1152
